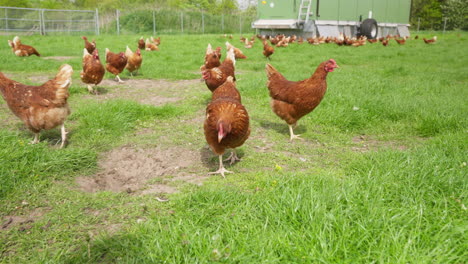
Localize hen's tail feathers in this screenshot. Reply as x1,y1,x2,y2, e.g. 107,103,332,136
7,40,14,48
105,48,110,56
225,41,233,50
206,43,213,54
265,63,279,79
54,64,73,102
125,46,133,58
83,48,90,57
226,48,236,66
13,36,20,45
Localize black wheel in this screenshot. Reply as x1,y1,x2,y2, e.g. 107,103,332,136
360,18,378,39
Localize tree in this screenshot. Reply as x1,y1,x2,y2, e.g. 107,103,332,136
411,0,444,30
441,0,468,30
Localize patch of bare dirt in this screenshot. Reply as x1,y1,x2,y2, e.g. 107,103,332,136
43,56,77,61
76,146,209,195
82,78,203,106
1,207,52,231
351,135,408,152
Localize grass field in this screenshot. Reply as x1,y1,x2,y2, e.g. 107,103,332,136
0,32,467,263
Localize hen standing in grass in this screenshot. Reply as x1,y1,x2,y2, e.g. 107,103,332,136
105,48,127,83
204,76,250,177
81,48,105,94
262,40,274,60
138,37,145,49
125,46,143,76
145,38,159,51
225,41,247,59
8,36,40,57
266,59,339,141
423,36,437,44
0,65,73,148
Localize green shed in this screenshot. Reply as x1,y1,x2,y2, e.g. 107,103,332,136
252,0,411,38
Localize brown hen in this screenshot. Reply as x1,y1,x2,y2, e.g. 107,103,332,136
266,59,339,141
138,37,145,49
81,48,105,94
202,48,236,92
0,64,73,148
225,42,247,59
125,46,143,76
204,76,250,177
105,48,127,83
8,36,40,57
262,40,274,60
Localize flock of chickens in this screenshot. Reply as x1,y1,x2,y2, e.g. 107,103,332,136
199,40,338,176
236,33,438,61
1,32,435,177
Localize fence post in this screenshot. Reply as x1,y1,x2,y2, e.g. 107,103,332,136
417,17,420,32
202,11,204,34
4,9,8,31
181,12,184,33
95,8,100,35
38,9,42,35
443,17,447,33
239,13,242,35
41,9,46,35
152,11,156,35
116,9,120,35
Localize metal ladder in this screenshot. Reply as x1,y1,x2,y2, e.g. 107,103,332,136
298,0,313,23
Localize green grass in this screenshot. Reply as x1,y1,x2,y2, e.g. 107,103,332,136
0,32,467,263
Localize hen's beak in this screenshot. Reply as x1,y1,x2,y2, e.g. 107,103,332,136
218,134,223,143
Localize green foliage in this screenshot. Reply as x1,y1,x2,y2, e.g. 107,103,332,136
441,0,468,30
411,0,468,30
0,0,30,7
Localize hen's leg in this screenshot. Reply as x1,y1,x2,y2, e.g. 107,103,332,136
288,124,303,141
115,75,124,83
224,150,241,165
209,155,233,178
30,133,40,144
87,84,95,94
60,124,68,148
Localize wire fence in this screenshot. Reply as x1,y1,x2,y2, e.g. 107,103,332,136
0,6,256,35
0,6,98,35
101,9,256,35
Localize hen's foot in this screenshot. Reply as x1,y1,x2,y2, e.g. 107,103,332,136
290,134,304,141
208,167,233,178
288,124,303,142
116,75,124,83
209,155,233,178
224,151,241,165
30,133,40,144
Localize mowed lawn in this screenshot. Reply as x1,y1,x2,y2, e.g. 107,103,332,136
0,32,467,263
